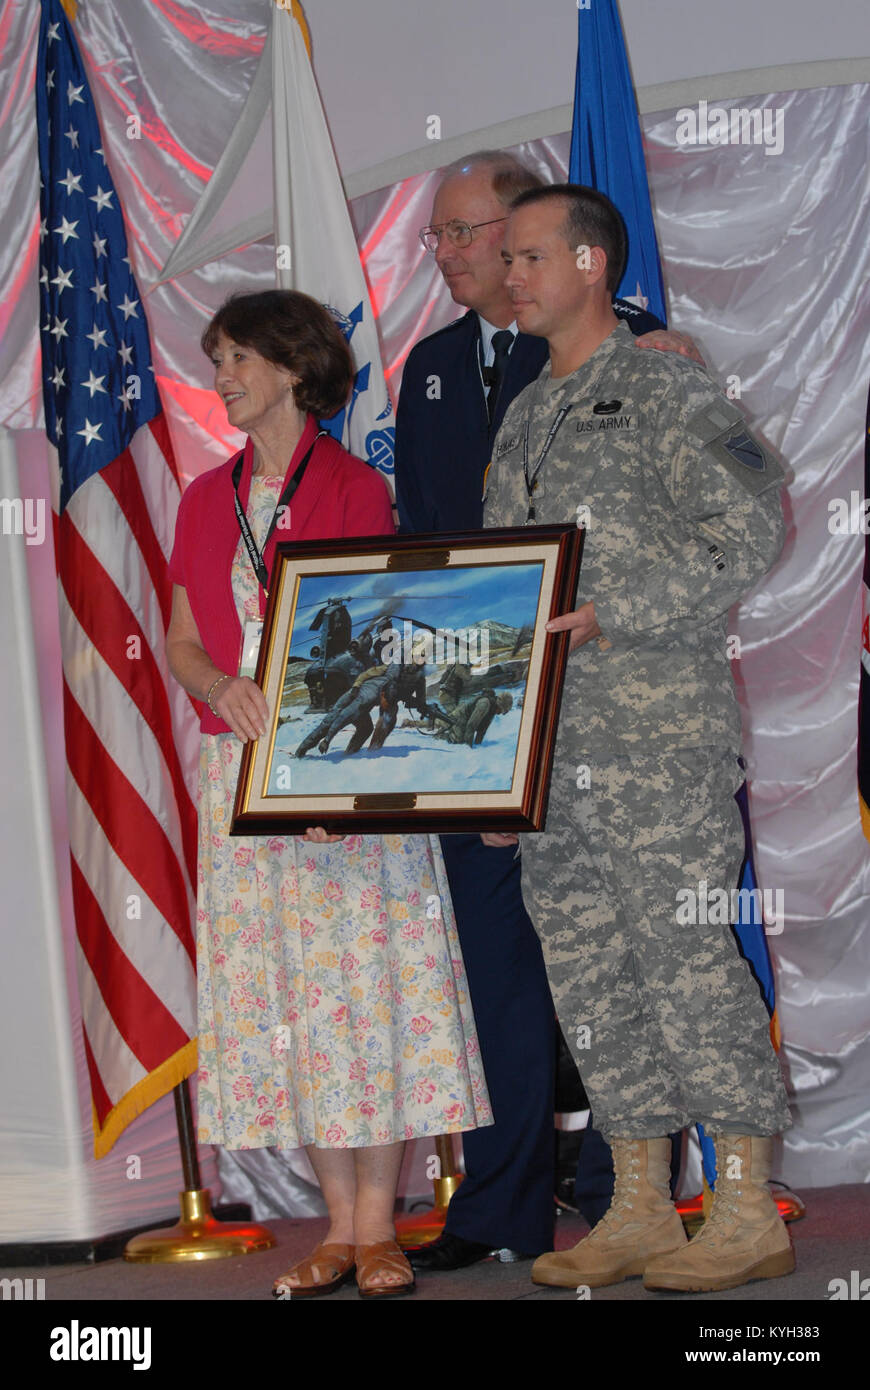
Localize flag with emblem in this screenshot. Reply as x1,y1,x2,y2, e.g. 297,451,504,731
568,0,666,324
568,0,780,1187
36,0,199,1157
156,0,395,480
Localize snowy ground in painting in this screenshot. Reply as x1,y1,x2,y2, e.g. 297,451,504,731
266,698,524,797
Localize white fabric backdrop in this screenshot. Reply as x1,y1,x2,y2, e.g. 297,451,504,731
1,0,868,1235
346,101,870,1193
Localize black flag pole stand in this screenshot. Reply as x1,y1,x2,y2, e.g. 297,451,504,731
124,1080,276,1262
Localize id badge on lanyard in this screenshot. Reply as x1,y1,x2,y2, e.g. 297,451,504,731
239,618,264,680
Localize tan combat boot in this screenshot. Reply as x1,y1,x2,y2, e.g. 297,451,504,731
643,1134,795,1292
531,1136,687,1289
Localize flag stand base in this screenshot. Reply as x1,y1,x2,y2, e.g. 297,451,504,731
395,1133,462,1248
773,1188,806,1222
123,1189,276,1263
124,1080,275,1262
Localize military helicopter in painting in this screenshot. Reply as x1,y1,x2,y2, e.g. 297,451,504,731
301,596,394,710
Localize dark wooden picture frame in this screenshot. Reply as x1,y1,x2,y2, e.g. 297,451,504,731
230,524,583,835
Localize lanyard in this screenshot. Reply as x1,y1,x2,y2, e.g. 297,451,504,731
232,431,326,595
523,406,573,522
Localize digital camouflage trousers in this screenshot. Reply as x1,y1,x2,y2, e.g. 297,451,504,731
519,747,791,1138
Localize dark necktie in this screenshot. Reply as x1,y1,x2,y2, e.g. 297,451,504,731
486,329,514,425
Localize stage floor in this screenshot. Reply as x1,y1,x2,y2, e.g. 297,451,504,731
3,1181,867,1302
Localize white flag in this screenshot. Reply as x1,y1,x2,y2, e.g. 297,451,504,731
156,1,395,479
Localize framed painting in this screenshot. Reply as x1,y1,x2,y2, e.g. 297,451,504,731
230,524,583,834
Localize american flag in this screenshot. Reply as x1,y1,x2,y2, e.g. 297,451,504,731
36,0,199,1157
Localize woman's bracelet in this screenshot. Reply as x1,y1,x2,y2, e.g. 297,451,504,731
206,673,232,715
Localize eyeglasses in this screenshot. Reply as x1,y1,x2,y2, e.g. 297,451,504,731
418,217,508,254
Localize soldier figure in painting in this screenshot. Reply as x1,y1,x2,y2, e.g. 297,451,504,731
293,655,430,757
404,689,514,747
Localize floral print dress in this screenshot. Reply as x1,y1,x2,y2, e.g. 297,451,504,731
194,475,492,1149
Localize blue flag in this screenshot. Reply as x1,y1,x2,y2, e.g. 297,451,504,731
568,0,667,324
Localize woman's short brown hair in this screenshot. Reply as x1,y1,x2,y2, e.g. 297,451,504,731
201,290,354,419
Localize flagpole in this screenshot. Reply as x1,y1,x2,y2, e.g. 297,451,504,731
124,1080,277,1263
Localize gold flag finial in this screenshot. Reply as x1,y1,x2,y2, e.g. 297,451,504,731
274,0,312,59
60,0,78,20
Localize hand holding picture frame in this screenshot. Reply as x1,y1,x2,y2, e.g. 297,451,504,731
230,524,583,835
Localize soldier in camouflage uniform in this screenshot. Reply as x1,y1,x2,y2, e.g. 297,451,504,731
407,688,513,745
483,184,793,1294
438,661,473,713
445,689,512,745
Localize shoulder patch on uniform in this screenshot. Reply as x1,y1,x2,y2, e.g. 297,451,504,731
687,400,784,496
722,429,766,470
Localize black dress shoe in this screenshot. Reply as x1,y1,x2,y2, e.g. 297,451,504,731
405,1232,495,1271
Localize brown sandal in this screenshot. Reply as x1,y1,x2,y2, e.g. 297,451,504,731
355,1240,416,1299
271,1241,356,1299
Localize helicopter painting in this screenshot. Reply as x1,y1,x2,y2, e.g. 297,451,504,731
230,531,586,834
262,560,547,797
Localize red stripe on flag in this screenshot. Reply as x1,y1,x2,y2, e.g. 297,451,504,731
82,1024,114,1131
63,681,195,966
101,450,173,632
148,411,182,488
72,855,191,1073
58,513,198,890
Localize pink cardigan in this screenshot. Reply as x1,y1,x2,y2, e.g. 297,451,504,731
169,415,395,733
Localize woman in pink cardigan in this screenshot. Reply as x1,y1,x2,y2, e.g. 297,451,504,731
167,291,491,1299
